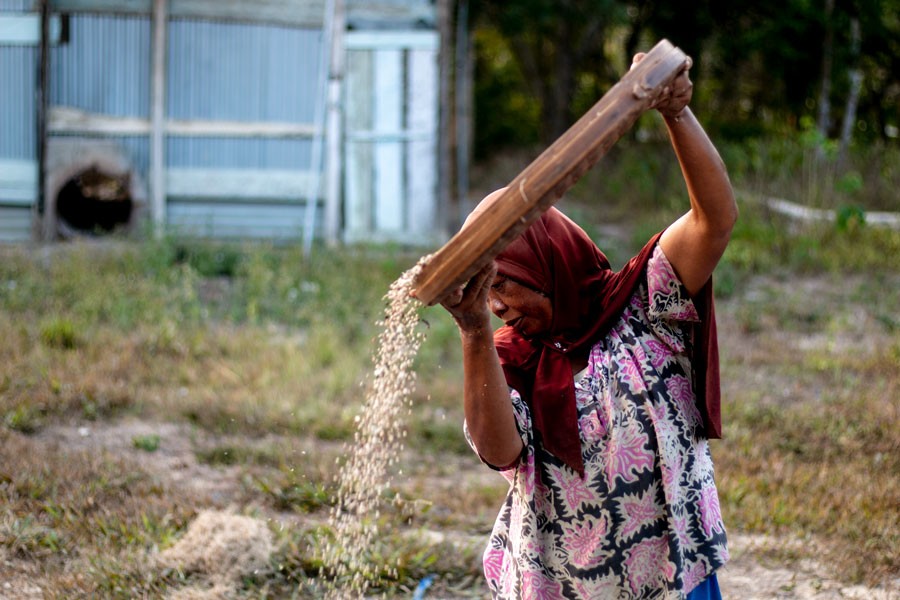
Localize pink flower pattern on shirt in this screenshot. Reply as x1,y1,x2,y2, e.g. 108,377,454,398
646,401,678,445
605,419,655,487
466,246,728,599
699,486,725,537
579,407,607,442
484,546,505,581
522,569,564,599
548,463,595,515
666,375,703,429
623,535,675,595
614,483,664,542
672,510,695,549
561,513,611,567
573,575,622,598
532,470,553,519
616,351,648,395
645,338,674,369
682,559,709,593
660,445,685,492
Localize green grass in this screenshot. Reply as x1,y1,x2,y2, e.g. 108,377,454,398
132,434,161,452
0,138,898,596
712,265,899,583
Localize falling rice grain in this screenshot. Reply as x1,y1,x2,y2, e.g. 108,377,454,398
318,257,430,598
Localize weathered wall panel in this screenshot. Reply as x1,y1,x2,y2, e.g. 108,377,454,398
1,0,441,243
46,1,435,29
0,2,39,238
166,18,320,170
1,2,39,243
0,1,35,11
406,46,438,233
0,159,37,205
373,48,403,231
48,13,151,182
0,46,37,161
343,30,439,244
0,206,33,241
51,0,328,28
167,201,315,239
51,14,151,118
343,48,373,237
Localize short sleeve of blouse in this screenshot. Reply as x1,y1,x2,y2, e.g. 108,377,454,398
463,387,530,473
646,244,700,323
644,245,700,354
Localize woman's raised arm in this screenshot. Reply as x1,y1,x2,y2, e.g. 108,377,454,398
635,54,738,296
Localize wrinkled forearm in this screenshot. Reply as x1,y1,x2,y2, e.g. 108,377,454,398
460,327,524,467
664,107,738,238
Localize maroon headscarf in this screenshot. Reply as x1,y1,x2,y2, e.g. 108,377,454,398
492,207,721,475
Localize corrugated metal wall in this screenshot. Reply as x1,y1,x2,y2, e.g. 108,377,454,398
52,15,151,117
0,47,37,161
0,1,39,240
1,1,440,243
44,12,325,240
164,18,321,238
166,19,319,170
0,1,33,14
48,14,320,179
0,1,38,160
49,14,152,171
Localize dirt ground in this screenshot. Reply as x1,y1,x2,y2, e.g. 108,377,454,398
1,418,897,600
1,258,897,599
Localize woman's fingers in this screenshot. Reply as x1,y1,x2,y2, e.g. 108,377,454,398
440,261,497,318
632,52,695,116
630,52,646,70
656,58,693,117
442,286,464,308
468,261,498,297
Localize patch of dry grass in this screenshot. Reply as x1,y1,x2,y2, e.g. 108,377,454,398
0,429,194,596
717,274,900,584
0,215,898,595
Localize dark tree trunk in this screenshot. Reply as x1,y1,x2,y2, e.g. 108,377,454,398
816,0,835,140
837,17,862,170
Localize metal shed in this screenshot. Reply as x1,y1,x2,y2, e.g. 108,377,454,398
0,0,449,245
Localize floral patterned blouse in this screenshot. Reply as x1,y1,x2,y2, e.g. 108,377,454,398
466,245,729,599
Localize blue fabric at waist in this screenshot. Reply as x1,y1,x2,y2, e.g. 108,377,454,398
687,573,722,600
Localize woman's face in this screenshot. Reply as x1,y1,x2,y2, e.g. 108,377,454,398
488,274,553,337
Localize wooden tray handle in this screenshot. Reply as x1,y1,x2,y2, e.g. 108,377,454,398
412,39,688,306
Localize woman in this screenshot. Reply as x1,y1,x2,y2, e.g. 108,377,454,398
440,53,737,599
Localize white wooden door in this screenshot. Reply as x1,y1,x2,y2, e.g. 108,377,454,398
343,30,439,244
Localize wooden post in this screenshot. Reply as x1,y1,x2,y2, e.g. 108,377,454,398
436,0,453,237
324,0,345,246
150,0,167,237
412,39,687,306
454,0,471,229
36,0,50,239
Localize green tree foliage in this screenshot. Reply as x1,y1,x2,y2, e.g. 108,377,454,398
856,0,900,140
472,0,629,147
469,0,900,153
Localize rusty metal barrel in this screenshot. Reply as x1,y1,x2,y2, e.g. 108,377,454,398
412,39,688,306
